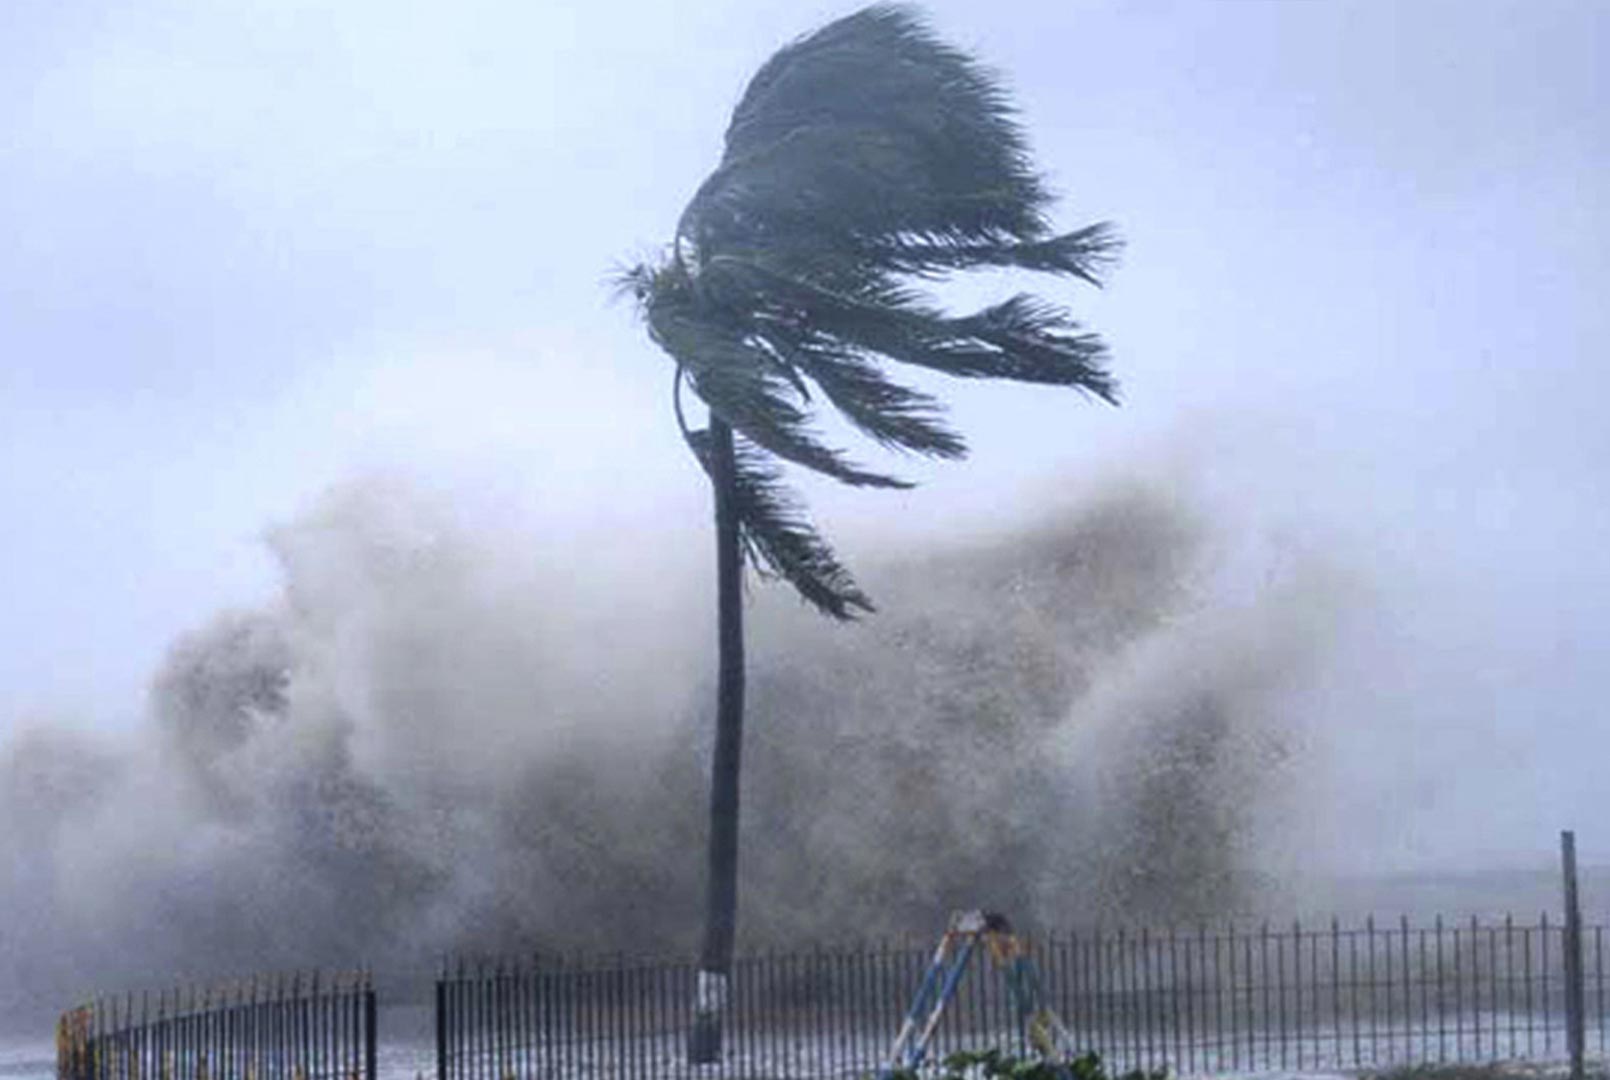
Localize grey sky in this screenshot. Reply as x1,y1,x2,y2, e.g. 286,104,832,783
3,1,1606,869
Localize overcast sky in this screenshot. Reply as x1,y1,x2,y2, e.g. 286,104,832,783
3,1,1607,869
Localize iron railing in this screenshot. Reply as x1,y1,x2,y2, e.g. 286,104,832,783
53,916,1608,1080
57,974,376,1080
438,917,1607,1080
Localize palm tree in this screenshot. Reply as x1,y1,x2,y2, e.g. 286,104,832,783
619,3,1121,1061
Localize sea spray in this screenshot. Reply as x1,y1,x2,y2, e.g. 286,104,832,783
0,468,1345,1027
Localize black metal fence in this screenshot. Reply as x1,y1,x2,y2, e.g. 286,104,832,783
438,917,1608,1080
53,916,1609,1080
57,974,376,1080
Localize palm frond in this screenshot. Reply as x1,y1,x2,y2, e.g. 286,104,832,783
729,439,875,620
679,425,873,619
760,334,968,458
703,256,1119,401
646,281,912,489
870,222,1125,284
689,359,914,489
627,3,1123,615
680,4,1054,271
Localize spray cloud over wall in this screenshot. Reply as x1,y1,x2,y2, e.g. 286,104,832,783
0,467,1347,1026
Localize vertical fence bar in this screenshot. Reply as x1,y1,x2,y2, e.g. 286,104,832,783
1366,916,1379,1066
1415,921,1427,1063
544,965,557,1080
1230,920,1242,1075
535,967,549,1080
1135,928,1150,1071
1544,912,1554,1056
1133,927,1146,1075
1158,927,1172,1071
1290,922,1301,1069
1174,925,1190,1075
436,974,447,1080
360,978,374,1080
1469,915,1481,1061
1257,922,1271,1072
1452,916,1463,1062
1563,830,1586,1080
1526,920,1537,1059
1433,916,1446,1063
813,947,827,1077
1505,917,1517,1062
608,962,620,1080
453,967,464,1080
326,980,336,1080
578,966,592,1080
1597,924,1605,1059
612,962,626,1080
1345,921,1358,1068
461,963,471,1080
487,966,498,1080
1108,929,1122,1071
1096,929,1109,1070
1163,927,1179,1072
1312,920,1324,1068
483,961,494,1080
1486,918,1498,1061
1275,921,1288,1071
311,977,322,1080
1212,925,1225,1072
1159,927,1172,1068
1329,918,1340,1069
534,965,547,1080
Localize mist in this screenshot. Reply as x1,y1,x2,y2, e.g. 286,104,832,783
0,463,1346,1028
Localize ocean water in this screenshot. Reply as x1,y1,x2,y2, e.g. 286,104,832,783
1286,864,1610,924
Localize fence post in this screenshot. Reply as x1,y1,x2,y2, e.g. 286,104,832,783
363,977,377,1080
435,972,447,1080
1562,830,1586,1080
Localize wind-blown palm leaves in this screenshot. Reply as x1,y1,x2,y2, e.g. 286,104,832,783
623,2,1120,619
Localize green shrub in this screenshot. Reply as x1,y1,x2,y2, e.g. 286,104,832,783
885,1047,1167,1080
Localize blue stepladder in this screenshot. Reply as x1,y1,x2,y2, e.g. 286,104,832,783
882,910,1077,1079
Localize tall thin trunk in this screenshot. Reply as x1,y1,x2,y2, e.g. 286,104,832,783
689,417,745,1064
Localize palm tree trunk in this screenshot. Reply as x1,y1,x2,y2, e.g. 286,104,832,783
689,416,745,1064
